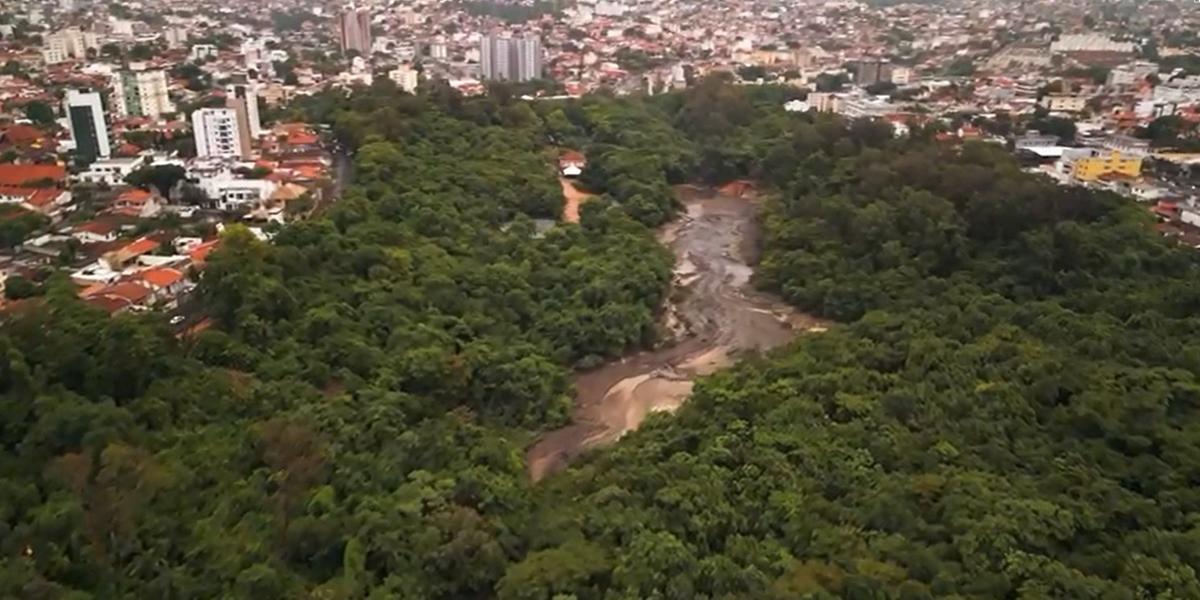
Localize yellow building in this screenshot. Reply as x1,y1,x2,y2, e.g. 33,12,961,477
1060,149,1143,182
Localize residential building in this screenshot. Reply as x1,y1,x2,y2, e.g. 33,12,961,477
192,108,249,159
807,92,839,112
854,59,891,86
1040,95,1088,113
337,7,372,55
0,186,71,217
389,65,420,93
64,90,111,165
109,20,136,38
191,44,218,61
838,94,896,118
428,42,449,61
1015,132,1062,149
1050,34,1136,67
0,164,66,187
1059,149,1143,182
71,219,122,245
480,34,543,82
1101,135,1151,157
226,83,263,140
208,178,276,212
1108,61,1158,88
111,68,175,119
1051,34,1136,54
41,27,98,64
110,188,163,218
164,27,189,49
560,150,586,177
75,157,147,186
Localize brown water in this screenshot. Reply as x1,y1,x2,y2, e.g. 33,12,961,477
526,187,827,482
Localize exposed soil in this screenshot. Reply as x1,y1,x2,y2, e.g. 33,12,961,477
527,186,828,482
560,178,593,223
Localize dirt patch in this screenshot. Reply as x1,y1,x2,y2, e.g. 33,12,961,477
560,178,593,223
526,186,830,482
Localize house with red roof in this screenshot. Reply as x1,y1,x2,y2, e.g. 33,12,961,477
188,238,220,266
84,293,133,315
559,150,587,177
0,163,67,187
82,281,154,312
110,188,162,218
135,267,189,304
0,185,71,217
103,237,160,270
0,124,50,149
72,218,123,244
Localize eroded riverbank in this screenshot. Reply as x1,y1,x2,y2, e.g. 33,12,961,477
527,186,827,482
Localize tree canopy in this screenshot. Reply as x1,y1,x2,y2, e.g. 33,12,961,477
3,79,1200,599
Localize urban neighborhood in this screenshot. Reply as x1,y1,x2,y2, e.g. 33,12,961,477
0,0,1198,320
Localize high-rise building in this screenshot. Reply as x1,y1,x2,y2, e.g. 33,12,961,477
111,68,175,119
516,35,543,81
480,33,543,82
854,59,892,87
164,27,190,49
428,41,449,61
192,108,249,160
388,64,420,93
41,27,98,64
226,83,262,142
64,90,111,165
337,7,372,55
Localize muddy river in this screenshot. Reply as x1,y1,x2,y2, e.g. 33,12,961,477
527,186,827,482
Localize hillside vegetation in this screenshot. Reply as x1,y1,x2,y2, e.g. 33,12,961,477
3,78,1200,599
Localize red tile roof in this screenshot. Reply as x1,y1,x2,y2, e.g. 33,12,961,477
0,185,61,209
116,142,143,157
119,237,160,257
287,131,319,146
138,267,184,288
85,294,132,314
188,239,220,264
2,124,47,145
117,188,153,204
0,163,66,186
75,219,121,235
98,282,152,304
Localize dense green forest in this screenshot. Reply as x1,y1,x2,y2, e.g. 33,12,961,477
4,77,1200,598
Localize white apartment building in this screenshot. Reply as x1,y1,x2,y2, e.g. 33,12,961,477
111,68,175,119
480,34,543,82
192,108,247,159
838,94,896,118
389,65,420,93
1040,95,1088,113
74,157,148,186
41,27,98,64
190,44,218,60
109,19,135,38
807,92,839,113
164,27,189,48
189,161,277,212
